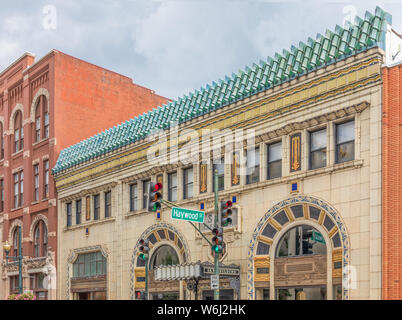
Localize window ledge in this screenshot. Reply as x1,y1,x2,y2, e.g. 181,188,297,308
10,207,23,212
32,138,49,149
11,151,23,158
64,216,116,232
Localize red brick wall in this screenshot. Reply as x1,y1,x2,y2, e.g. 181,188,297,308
0,51,168,298
53,51,169,155
382,64,402,300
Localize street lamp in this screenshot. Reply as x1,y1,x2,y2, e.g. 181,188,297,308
3,226,23,294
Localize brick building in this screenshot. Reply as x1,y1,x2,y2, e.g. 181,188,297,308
382,61,402,300
0,50,168,299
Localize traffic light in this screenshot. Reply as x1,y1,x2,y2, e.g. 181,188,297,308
302,230,313,254
136,291,145,300
139,239,150,260
221,200,233,227
212,228,223,253
148,182,163,212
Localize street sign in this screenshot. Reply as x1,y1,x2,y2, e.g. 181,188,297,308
171,207,205,223
211,275,219,290
202,265,240,277
311,230,325,244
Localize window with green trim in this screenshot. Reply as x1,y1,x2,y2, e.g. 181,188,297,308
73,251,107,278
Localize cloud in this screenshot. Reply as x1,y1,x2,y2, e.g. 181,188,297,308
0,0,401,100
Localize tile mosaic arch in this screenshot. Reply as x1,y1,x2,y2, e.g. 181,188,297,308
247,195,350,300
130,222,190,300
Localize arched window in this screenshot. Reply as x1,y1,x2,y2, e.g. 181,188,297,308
44,97,49,139
14,111,23,153
149,245,179,270
33,220,48,257
276,225,327,258
35,101,41,142
33,96,49,143
12,227,22,257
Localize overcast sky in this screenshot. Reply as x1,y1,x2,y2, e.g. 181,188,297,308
1,0,402,100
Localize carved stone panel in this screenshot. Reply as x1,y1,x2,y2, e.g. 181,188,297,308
274,255,326,287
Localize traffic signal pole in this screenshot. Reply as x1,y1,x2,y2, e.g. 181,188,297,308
213,169,220,301
145,254,149,300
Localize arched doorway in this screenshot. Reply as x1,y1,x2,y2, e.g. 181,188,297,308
274,224,327,300
248,195,349,300
148,244,181,300
131,223,190,300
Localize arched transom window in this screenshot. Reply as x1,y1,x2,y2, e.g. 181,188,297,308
33,220,48,258
14,111,24,153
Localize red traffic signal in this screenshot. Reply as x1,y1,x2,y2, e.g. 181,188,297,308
221,200,233,227
148,182,163,212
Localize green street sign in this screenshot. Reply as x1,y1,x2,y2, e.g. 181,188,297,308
171,207,205,223
311,230,325,244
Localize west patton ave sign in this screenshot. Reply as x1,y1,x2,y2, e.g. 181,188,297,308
171,207,205,223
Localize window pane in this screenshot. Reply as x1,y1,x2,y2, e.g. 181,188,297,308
268,161,282,180
268,142,282,162
246,148,260,184
183,168,193,199
143,180,150,209
168,173,177,202
337,121,354,144
311,150,327,169
213,161,225,192
310,129,326,151
337,141,354,163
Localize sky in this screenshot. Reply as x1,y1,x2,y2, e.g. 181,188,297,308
1,0,402,101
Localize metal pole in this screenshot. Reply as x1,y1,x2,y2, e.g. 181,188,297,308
145,254,149,300
18,226,22,294
213,169,220,301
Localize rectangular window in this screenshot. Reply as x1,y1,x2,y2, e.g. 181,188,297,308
44,112,49,139
93,194,100,220
14,173,18,208
168,173,177,202
129,184,138,212
105,191,111,218
183,167,194,200
76,200,82,225
34,164,39,201
44,160,49,198
13,172,23,208
213,160,225,192
336,121,355,163
67,202,72,227
21,127,24,150
35,117,41,142
142,180,150,209
14,129,19,153
20,171,23,206
310,129,327,169
0,179,3,212
246,147,260,185
267,142,282,180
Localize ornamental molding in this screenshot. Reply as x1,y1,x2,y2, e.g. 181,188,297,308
66,245,109,300
59,182,118,202
9,103,24,132
130,222,190,300
29,214,49,242
8,219,23,244
29,88,50,123
247,194,350,300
